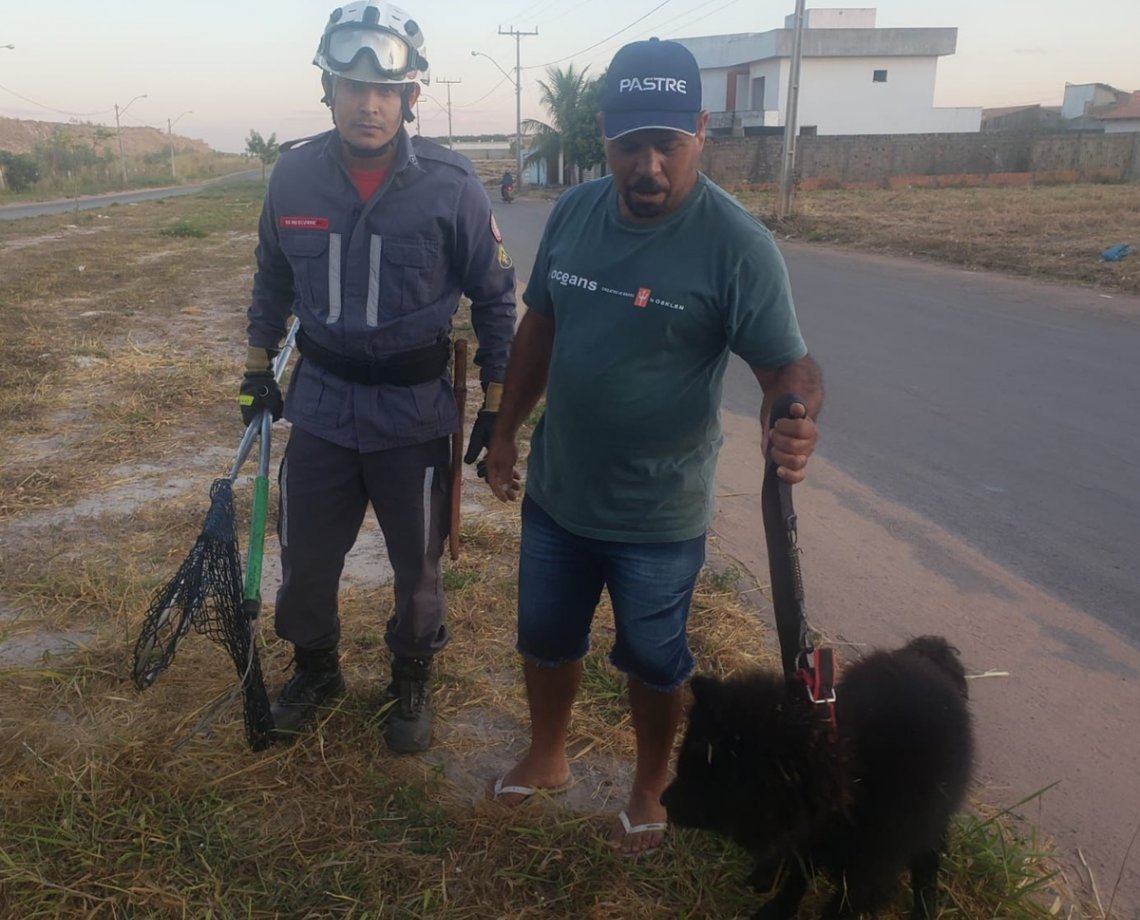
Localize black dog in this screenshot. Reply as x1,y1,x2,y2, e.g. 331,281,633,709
662,636,973,920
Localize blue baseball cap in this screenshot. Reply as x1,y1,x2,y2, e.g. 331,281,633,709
602,37,702,140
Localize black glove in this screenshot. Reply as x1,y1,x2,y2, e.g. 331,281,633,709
464,409,496,467
239,370,283,426
464,381,503,471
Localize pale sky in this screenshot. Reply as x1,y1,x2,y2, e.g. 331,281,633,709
1,0,1138,153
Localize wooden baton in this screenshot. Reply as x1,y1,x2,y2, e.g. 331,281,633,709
449,339,468,561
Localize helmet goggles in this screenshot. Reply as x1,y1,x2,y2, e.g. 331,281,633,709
322,24,418,81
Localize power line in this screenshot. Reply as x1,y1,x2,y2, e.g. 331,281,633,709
123,111,164,132
503,0,558,25
523,0,672,70
538,0,603,27
453,74,513,108
553,0,745,78
658,0,747,38
0,81,113,118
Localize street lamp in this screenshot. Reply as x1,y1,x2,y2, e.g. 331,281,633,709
114,93,148,188
168,109,193,180
471,49,523,186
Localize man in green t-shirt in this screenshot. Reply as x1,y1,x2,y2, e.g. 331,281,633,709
480,37,824,855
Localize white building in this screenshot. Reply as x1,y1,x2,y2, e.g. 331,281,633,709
676,8,980,136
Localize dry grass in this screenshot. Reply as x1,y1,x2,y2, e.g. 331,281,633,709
0,184,1073,918
736,183,1140,298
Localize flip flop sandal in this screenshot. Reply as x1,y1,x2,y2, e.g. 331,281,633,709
615,809,669,856
489,774,573,804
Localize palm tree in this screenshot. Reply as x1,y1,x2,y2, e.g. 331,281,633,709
523,64,590,185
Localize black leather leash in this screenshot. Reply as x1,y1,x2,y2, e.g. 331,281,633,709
762,393,837,718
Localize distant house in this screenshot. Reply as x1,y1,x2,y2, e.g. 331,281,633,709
449,140,512,161
1088,92,1140,134
1061,83,1132,125
980,104,1065,133
676,7,980,137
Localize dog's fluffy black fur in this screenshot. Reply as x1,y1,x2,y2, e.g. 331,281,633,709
662,636,974,920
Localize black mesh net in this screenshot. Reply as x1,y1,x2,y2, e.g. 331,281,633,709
132,478,274,751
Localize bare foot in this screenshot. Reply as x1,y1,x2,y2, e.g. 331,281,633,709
609,786,668,855
487,753,571,807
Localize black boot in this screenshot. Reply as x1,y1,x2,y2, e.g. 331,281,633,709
384,656,433,753
271,646,346,737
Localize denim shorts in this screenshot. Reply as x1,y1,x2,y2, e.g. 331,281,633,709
517,495,706,691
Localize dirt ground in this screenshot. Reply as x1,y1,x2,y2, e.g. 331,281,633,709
738,182,1140,298
0,183,1112,918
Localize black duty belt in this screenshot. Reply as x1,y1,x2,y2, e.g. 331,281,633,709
296,328,450,386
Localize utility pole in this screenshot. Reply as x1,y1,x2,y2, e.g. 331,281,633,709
776,0,807,220
114,93,147,188
499,26,537,187
168,110,193,180
436,77,461,150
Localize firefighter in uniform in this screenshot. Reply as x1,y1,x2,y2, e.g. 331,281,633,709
239,0,516,752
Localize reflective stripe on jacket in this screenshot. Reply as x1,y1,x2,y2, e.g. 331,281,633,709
247,129,516,451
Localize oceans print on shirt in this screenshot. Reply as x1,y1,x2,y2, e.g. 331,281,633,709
548,266,688,311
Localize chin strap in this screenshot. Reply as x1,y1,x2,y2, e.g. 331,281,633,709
342,133,400,159
401,84,416,123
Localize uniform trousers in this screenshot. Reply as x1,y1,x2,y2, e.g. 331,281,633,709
274,426,450,659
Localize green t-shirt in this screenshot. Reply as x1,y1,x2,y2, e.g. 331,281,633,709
522,173,806,542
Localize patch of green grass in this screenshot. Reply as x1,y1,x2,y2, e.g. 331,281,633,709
159,219,208,239
442,568,479,591
369,767,459,856
939,787,1065,920
702,564,741,594
579,649,626,723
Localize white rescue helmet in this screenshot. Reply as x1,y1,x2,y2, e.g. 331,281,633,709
314,1,430,86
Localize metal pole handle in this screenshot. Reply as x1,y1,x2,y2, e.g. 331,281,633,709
228,317,300,481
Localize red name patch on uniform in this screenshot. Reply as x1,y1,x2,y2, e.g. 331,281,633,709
279,216,329,230
634,288,651,308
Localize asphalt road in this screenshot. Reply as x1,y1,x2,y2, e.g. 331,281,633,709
0,168,265,221
732,243,1140,644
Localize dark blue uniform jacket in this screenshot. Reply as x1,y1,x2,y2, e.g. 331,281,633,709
248,128,516,451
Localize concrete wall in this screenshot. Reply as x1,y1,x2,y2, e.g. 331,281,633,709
1104,120,1140,135
700,131,1140,186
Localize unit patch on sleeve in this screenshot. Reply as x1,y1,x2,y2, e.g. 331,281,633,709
490,214,502,243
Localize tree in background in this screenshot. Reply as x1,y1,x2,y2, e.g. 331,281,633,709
245,130,280,181
0,151,40,192
560,72,605,183
523,64,603,186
